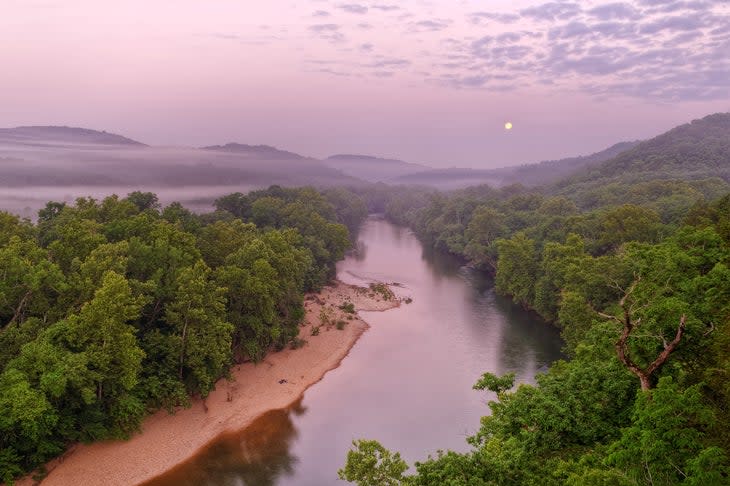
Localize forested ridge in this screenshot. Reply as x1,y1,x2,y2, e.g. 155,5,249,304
0,186,368,483
340,115,730,484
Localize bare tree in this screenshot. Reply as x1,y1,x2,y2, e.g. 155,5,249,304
599,277,686,391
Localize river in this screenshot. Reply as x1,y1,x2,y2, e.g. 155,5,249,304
145,217,564,486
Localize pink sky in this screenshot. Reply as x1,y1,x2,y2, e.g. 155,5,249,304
1,0,728,167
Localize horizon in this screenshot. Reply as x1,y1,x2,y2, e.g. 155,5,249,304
2,0,729,168
0,121,655,168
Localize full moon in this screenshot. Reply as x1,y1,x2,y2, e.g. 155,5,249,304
505,122,513,130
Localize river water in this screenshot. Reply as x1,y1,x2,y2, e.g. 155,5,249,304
145,217,564,486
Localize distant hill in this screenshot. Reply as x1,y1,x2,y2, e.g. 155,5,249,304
0,127,365,217
552,112,730,208
0,126,146,147
323,154,430,183
388,142,641,190
561,113,730,186
392,168,503,190
201,143,306,160
491,141,641,186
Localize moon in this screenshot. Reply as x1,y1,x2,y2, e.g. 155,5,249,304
504,122,513,130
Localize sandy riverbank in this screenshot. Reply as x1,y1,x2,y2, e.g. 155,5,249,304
19,280,400,486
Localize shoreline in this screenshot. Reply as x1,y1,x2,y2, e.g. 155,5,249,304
18,280,400,486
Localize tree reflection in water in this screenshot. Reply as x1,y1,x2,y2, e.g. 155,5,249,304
142,398,306,486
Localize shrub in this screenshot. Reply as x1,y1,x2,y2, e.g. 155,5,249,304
339,301,356,314
290,337,307,349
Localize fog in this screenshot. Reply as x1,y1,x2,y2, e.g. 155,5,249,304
0,125,653,219
0,127,365,218
0,185,261,220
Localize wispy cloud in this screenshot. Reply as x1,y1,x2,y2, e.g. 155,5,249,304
371,4,400,12
337,4,368,14
408,18,451,32
425,0,730,100
308,23,346,43
297,0,729,101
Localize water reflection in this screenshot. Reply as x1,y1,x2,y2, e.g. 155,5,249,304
143,400,305,486
350,239,368,262
145,218,564,486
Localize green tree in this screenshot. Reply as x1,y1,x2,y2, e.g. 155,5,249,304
165,262,233,396
495,233,538,307
339,440,409,486
607,377,729,485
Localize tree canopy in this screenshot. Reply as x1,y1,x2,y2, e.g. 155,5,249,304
0,186,367,483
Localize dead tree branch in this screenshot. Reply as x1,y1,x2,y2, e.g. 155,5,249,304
602,277,686,392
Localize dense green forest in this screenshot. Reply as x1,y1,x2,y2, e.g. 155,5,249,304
2,113,728,485
339,115,730,484
0,186,368,483
342,191,730,484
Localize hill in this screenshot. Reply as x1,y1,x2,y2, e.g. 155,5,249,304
492,141,641,186
0,130,363,218
323,154,430,183
392,167,503,190
562,113,730,185
0,126,146,147
390,142,640,190
552,112,730,208
201,143,306,160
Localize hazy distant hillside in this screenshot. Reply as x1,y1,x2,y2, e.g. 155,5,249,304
552,112,730,208
392,168,503,190
492,141,641,186
323,154,430,183
0,126,146,147
561,113,730,185
201,143,306,160
390,142,640,190
0,128,363,217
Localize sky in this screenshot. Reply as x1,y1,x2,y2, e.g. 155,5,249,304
1,0,729,168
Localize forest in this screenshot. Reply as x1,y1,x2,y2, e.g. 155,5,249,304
0,186,367,483
2,113,729,485
338,115,730,484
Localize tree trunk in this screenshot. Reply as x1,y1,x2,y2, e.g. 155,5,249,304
179,303,192,380
5,289,32,328
602,278,686,392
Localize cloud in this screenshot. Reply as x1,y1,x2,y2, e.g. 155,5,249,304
409,19,451,32
302,0,729,102
639,13,710,34
520,2,582,21
337,4,368,14
496,32,522,44
309,24,339,32
587,3,641,20
315,68,352,77
467,12,521,24
641,0,714,13
371,4,400,11
312,10,330,17
367,57,411,68
209,33,240,40
308,24,346,43
204,33,280,45
547,21,594,40
431,0,729,100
